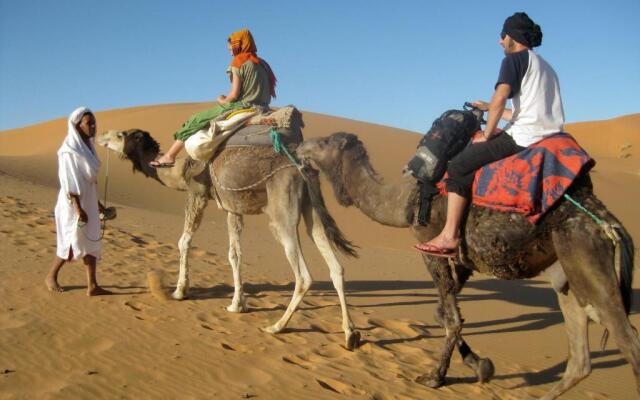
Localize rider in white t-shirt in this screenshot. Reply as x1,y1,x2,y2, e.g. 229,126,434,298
415,12,565,257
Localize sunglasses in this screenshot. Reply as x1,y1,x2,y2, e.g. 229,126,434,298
500,31,507,40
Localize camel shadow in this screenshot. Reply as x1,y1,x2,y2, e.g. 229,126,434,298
497,349,626,388
440,350,627,387
181,279,640,332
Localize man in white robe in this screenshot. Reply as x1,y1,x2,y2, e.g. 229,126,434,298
45,107,111,296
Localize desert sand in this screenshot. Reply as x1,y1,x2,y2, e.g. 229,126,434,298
0,104,639,399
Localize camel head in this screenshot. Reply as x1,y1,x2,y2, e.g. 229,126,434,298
297,132,363,167
297,132,375,207
97,129,161,174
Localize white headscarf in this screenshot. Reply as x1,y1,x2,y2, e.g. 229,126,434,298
57,107,101,179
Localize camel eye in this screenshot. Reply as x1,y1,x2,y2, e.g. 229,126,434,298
117,131,124,138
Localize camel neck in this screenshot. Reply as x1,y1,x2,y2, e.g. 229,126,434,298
340,156,416,228
135,150,163,183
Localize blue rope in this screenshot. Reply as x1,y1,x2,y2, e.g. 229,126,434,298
563,193,605,225
270,128,301,168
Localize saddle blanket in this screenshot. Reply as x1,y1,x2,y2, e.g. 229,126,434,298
442,132,595,223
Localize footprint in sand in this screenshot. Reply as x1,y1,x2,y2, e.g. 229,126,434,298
124,300,148,313
92,337,115,353
281,355,313,370
310,343,346,359
316,378,366,396
199,323,231,335
367,318,424,337
219,341,250,353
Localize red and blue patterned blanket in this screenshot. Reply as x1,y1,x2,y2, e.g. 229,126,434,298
442,132,594,223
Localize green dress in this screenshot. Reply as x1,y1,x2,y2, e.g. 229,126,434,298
173,60,272,141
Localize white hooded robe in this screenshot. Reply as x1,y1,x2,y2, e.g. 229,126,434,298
54,107,102,260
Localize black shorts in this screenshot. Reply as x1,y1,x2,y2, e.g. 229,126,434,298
445,132,525,199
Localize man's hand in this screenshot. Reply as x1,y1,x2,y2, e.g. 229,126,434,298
77,207,88,224
471,100,490,111
474,134,488,143
217,95,227,104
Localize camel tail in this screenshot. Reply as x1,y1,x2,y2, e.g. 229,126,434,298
303,167,359,258
618,225,634,315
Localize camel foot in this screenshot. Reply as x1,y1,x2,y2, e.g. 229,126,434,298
463,352,495,383
346,330,361,351
476,358,495,383
226,303,247,313
416,370,445,388
172,290,188,300
261,324,283,334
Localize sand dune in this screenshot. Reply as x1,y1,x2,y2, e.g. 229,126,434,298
1,104,639,399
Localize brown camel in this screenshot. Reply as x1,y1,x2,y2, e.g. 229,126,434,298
296,132,639,399
97,128,362,349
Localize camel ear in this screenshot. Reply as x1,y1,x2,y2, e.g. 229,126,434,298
127,129,147,141
337,135,350,150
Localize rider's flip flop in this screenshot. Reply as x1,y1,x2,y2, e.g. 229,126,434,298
414,243,458,259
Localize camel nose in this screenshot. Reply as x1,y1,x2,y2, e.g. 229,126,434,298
96,133,109,146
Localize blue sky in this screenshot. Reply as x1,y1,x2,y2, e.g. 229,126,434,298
1,0,638,132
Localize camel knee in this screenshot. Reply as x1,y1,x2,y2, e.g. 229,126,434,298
296,276,312,295
329,268,345,285
228,247,241,266
178,233,193,253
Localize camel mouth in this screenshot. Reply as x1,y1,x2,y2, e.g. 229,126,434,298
96,130,125,153
294,141,317,161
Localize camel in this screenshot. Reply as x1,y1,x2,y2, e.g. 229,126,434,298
295,132,639,399
97,127,362,350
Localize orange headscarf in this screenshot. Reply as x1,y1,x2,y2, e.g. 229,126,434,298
228,29,277,98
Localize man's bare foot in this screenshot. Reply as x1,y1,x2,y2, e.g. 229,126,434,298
87,286,113,296
45,276,64,292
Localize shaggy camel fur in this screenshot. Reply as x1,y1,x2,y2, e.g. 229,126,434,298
97,129,362,349
296,132,639,399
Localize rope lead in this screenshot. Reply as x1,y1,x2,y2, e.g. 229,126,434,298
270,128,302,169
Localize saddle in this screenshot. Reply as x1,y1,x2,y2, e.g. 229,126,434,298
184,106,304,161
225,106,304,147
458,132,594,223
407,108,593,225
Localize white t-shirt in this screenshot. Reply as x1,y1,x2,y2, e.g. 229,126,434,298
497,49,565,147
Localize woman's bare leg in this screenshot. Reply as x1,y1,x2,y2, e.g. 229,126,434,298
151,140,184,165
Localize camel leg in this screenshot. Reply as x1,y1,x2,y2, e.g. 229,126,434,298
173,191,207,300
428,263,492,382
417,256,463,388
261,180,312,334
303,202,360,350
540,289,590,400
226,212,247,313
552,224,640,398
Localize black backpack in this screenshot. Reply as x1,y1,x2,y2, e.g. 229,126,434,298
406,106,484,225
406,108,483,183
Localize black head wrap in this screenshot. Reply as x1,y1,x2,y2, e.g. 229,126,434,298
501,12,543,48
